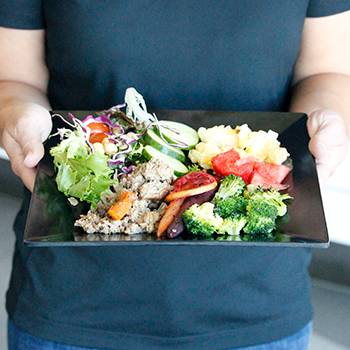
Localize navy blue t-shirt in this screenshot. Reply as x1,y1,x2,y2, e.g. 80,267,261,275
2,1,350,349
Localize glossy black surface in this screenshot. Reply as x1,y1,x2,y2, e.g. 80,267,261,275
24,110,329,247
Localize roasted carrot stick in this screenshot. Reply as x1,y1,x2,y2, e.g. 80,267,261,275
107,191,134,221
165,181,217,202
157,198,185,238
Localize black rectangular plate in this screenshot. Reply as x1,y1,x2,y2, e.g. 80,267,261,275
24,110,329,247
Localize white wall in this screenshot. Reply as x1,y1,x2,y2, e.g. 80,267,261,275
0,148,8,160
321,148,350,246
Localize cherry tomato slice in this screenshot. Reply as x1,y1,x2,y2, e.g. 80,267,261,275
87,122,110,134
173,171,217,191
89,132,108,144
211,149,240,176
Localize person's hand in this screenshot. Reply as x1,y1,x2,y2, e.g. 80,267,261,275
1,103,52,191
307,110,348,181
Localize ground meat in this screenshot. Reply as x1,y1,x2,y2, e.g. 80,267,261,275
123,222,144,235
139,211,161,233
95,191,119,215
75,159,174,235
122,159,174,184
121,158,175,200
128,200,150,222
75,211,123,234
139,181,173,200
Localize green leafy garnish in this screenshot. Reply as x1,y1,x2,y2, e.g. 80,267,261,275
50,128,116,207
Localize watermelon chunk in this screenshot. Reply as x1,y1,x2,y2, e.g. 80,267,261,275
254,162,291,184
229,158,255,184
250,171,289,190
211,149,241,176
211,149,292,189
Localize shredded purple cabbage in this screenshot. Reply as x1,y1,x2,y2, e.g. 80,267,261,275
53,109,145,174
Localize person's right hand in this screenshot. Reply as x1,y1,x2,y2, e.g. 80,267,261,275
307,110,349,181
1,103,52,192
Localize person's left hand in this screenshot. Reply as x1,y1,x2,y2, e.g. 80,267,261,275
307,110,348,181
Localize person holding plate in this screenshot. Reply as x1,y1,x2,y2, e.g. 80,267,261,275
0,1,349,349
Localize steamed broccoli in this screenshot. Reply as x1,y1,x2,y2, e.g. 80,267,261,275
214,174,246,201
214,196,247,218
213,175,247,218
245,187,292,217
242,187,292,235
218,216,247,236
246,199,278,220
243,214,275,235
183,202,223,236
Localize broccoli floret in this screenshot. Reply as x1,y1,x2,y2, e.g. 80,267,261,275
243,188,283,235
214,174,246,201
218,216,247,236
213,175,247,218
214,196,247,218
245,187,292,217
246,199,278,220
183,202,223,236
243,214,276,235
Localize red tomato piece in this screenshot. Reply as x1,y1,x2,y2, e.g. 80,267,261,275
89,133,108,144
211,149,240,176
173,171,216,191
87,122,110,144
87,122,110,134
254,162,291,184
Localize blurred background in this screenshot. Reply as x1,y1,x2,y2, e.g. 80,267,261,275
0,147,349,350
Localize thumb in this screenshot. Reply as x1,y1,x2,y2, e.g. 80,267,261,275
14,107,52,168
307,110,348,179
307,110,346,141
22,139,45,168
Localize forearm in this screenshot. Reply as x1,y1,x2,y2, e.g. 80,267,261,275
0,81,50,144
290,73,350,134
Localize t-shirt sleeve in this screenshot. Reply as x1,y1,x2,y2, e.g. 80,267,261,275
307,0,350,17
0,0,44,29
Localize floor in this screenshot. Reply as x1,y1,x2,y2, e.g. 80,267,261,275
0,193,349,350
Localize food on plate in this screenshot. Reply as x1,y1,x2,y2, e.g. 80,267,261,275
165,171,217,201
218,216,247,237
75,159,173,234
144,128,186,162
212,175,247,218
250,162,291,190
182,202,223,236
143,145,188,176
158,120,199,150
107,191,135,221
50,127,115,207
189,124,289,169
166,188,217,238
182,175,291,239
87,121,110,144
157,198,185,237
188,126,238,169
50,87,293,241
210,147,291,187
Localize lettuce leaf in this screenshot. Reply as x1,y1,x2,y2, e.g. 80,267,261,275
50,128,115,207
